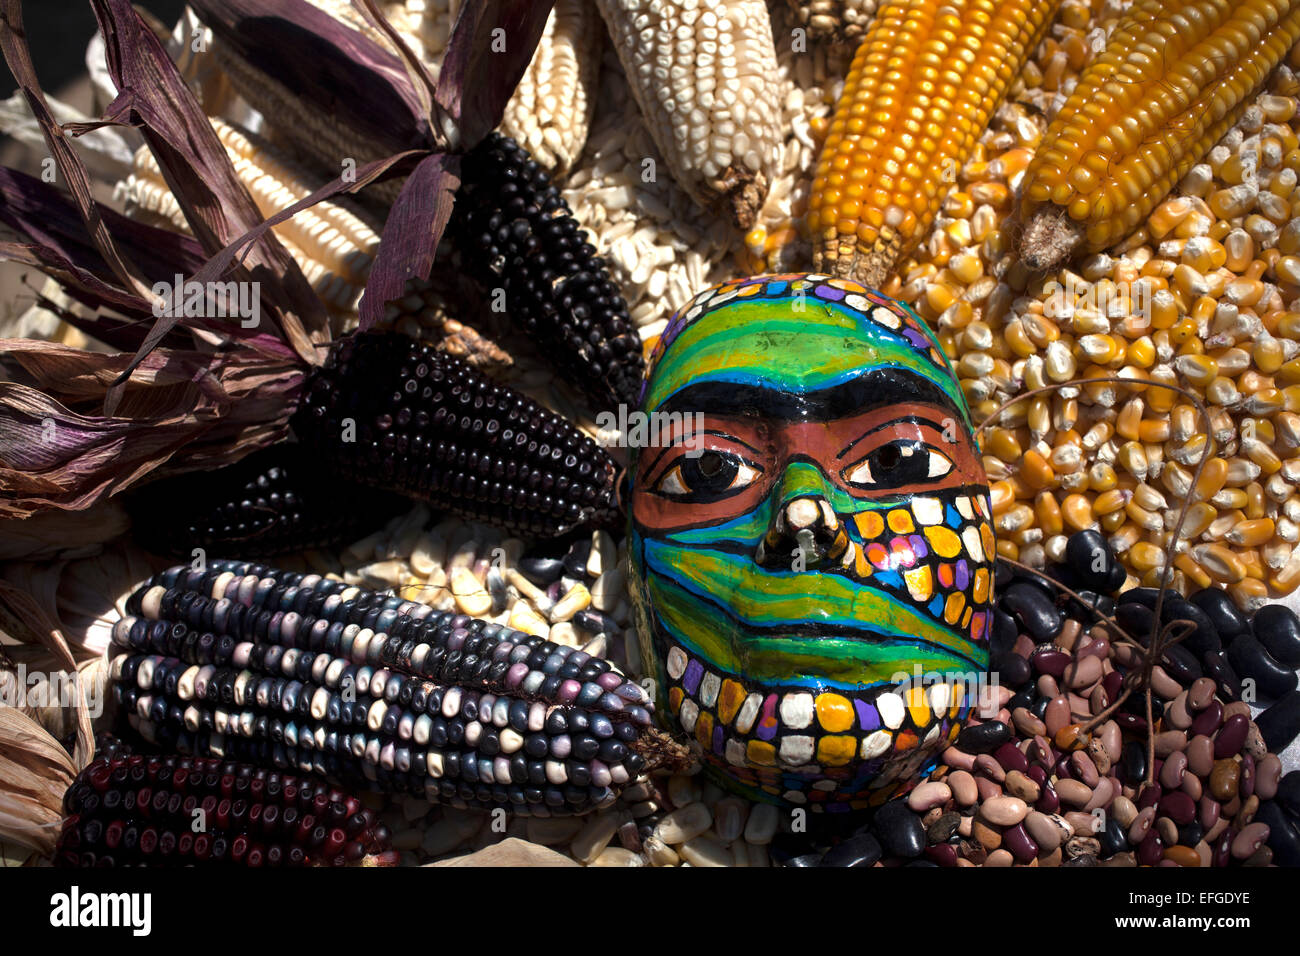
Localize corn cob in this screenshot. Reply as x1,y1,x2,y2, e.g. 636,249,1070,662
498,0,602,178
126,444,409,559
292,331,621,537
118,120,380,316
211,39,405,206
783,0,879,45
107,561,662,816
1020,0,1300,270
809,0,1061,286
592,0,784,229
449,133,644,412
55,752,396,866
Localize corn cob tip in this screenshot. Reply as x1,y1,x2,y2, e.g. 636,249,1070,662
1020,206,1084,273
721,169,768,231
628,725,693,775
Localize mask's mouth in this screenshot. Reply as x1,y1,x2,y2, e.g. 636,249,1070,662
654,632,983,807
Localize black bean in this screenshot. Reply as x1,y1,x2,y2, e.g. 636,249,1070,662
1115,603,1157,644
993,654,1032,690
1202,650,1242,703
955,720,1011,754
1252,604,1300,668
990,609,1019,660
1255,690,1300,753
820,833,882,867
1099,815,1128,856
1065,529,1125,593
871,800,925,859
1159,642,1202,685
1275,771,1300,818
1189,588,1251,643
1159,597,1220,657
517,558,564,587
1226,635,1298,701
1256,800,1300,868
1120,740,1147,787
999,582,1064,643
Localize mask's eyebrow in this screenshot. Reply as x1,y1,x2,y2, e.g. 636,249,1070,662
657,366,968,423
837,415,955,460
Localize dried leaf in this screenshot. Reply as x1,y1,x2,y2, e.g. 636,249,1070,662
87,0,329,380
0,709,77,856
358,152,461,330
435,0,555,149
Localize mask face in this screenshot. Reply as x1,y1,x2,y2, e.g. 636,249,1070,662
627,274,994,810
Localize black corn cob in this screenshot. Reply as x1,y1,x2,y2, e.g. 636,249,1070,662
108,561,666,817
128,444,409,558
55,752,395,867
449,132,645,412
291,331,620,538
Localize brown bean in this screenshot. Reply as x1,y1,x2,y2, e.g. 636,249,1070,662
973,818,1003,850
1036,675,1060,698
1231,822,1270,860
958,815,974,838
1085,777,1116,812
1088,737,1113,776
1055,778,1093,808
1199,795,1221,830
976,776,1003,803
1210,759,1240,801
1186,735,1215,777
1150,665,1183,699
1064,811,1098,834
1180,771,1203,801
1111,795,1138,827
1160,751,1188,789
907,781,953,812
1012,707,1047,738
947,769,978,806
1224,701,1253,721
1025,810,1064,851
1155,815,1179,846
1065,655,1103,689
1038,846,1063,867
1235,794,1259,828
1100,720,1122,763
1244,723,1267,760
1004,770,1041,803
1055,618,1083,651
1205,818,1230,843
1194,840,1213,867
1163,844,1201,867
1188,677,1216,710
1256,754,1282,800
1071,751,1101,787
1114,643,1142,667
1089,684,1109,715
1166,692,1194,730
1044,696,1072,736
941,747,977,771
975,753,1006,783
1155,730,1189,756
1128,806,1156,843
982,795,1030,826
984,848,1014,866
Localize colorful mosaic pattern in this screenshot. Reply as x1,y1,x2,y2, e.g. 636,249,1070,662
627,274,993,808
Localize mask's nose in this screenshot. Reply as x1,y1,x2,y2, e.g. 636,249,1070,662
756,464,849,570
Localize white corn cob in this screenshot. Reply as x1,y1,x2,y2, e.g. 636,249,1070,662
499,0,602,177
783,0,878,45
591,0,784,229
117,119,379,315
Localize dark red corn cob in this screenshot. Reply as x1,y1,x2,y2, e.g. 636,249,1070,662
128,443,409,558
450,132,645,413
55,752,396,867
291,331,620,538
106,561,675,818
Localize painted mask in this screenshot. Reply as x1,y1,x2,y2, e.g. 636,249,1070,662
627,274,994,811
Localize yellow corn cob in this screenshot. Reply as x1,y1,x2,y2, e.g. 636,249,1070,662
809,0,1060,287
592,0,784,229
784,0,879,45
1020,0,1300,270
118,119,380,316
498,0,602,177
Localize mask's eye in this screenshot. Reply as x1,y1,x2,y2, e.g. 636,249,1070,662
656,450,761,502
843,440,953,488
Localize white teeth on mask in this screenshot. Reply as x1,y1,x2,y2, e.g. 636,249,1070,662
860,729,892,759
666,646,688,679
778,735,815,766
818,499,838,530
679,699,700,733
961,525,985,562
725,739,748,766
734,693,763,733
912,496,943,525
699,672,721,708
779,692,815,729
928,681,952,715
875,691,905,729
840,541,857,568
955,495,975,520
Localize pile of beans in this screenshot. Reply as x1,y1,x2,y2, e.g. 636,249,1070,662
770,529,1300,867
